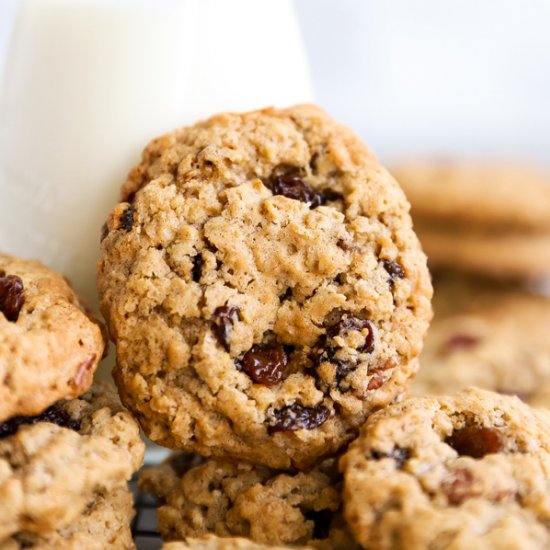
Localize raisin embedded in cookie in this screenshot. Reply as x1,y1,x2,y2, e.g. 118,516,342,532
1,485,136,550
0,383,144,542
139,452,357,549
98,104,432,469
0,254,105,422
340,388,550,550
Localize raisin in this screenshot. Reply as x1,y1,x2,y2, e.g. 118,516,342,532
442,334,481,353
322,189,344,202
269,403,330,432
191,254,204,282
16,539,35,549
446,426,504,458
309,153,319,172
269,174,323,207
240,344,288,385
279,287,293,301
0,405,80,439
312,336,358,393
441,468,479,505
311,337,331,368
311,336,332,365
304,509,332,540
327,316,374,353
313,348,354,393
0,274,25,322
119,205,135,232
212,304,241,352
334,359,355,384
371,447,410,469
382,259,405,280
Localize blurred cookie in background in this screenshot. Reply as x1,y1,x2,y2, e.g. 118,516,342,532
391,162,550,230
410,223,550,281
391,161,550,280
411,274,550,407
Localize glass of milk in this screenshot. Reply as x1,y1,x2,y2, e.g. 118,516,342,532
0,0,313,309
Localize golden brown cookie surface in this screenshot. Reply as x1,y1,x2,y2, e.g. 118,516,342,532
412,278,550,406
1,485,136,550
0,383,144,542
0,254,105,422
98,105,432,469
341,388,550,550
139,452,357,549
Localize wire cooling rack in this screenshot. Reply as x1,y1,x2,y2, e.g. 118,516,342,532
131,447,170,550
130,473,162,549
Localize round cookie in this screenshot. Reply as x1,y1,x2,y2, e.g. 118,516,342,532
390,161,550,230
340,388,550,550
418,272,521,318
162,536,313,549
139,452,357,549
0,254,105,422
0,383,144,542
413,223,550,280
412,282,550,406
0,486,136,550
98,104,432,469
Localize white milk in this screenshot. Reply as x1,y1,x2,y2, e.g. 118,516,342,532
0,0,313,309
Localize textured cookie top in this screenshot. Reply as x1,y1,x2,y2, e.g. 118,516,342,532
391,161,550,230
412,279,550,406
1,485,136,550
98,104,432,469
0,383,144,541
340,388,550,550
0,254,105,422
162,536,313,550
139,452,357,549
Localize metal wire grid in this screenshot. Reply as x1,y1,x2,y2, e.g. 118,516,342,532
130,470,163,550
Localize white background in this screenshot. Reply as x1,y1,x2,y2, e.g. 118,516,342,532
1,0,549,164
295,0,550,164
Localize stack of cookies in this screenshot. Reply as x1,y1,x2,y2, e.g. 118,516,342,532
96,105,550,550
0,254,144,549
96,105,433,548
391,162,550,280
391,162,550,408
2,89,550,547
